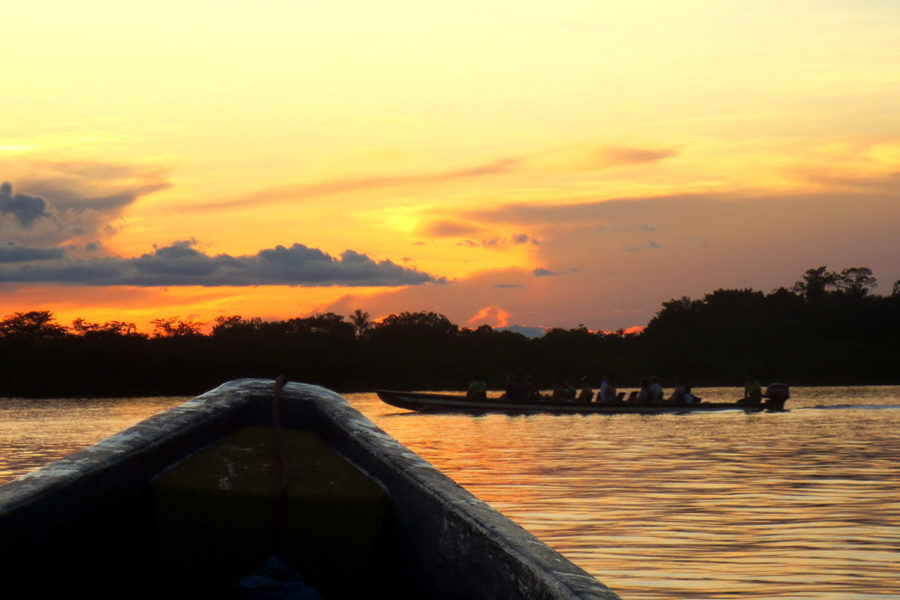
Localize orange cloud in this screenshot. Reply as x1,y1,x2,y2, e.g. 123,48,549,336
423,220,481,237
192,157,522,211
467,305,511,328
598,146,681,167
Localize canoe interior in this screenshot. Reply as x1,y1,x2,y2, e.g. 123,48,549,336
153,426,392,596
0,379,619,600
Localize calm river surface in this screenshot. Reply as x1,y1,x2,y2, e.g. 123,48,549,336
2,386,899,599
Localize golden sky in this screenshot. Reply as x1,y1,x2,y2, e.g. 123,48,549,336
3,1,900,332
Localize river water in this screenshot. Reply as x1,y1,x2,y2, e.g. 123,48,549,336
2,386,899,599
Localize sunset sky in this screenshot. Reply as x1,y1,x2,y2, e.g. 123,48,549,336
3,1,900,333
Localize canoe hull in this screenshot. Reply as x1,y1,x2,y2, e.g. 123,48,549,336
378,390,787,415
0,379,619,599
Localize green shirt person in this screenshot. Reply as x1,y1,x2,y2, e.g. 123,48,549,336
467,375,488,400
744,375,762,402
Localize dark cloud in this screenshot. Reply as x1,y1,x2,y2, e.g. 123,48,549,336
19,161,171,212
457,233,540,248
0,242,65,263
533,267,578,277
2,166,170,246
511,233,539,245
0,182,51,228
22,183,169,213
0,240,444,287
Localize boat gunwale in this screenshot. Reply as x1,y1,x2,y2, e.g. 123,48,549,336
0,379,620,600
377,389,785,415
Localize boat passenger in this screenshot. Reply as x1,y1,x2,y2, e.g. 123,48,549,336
552,377,568,402
467,374,488,400
523,374,541,400
578,377,594,402
598,377,618,403
598,375,609,400
741,373,763,408
670,378,697,404
744,374,762,402
503,374,527,401
635,379,650,403
669,378,687,403
647,376,664,404
682,386,697,404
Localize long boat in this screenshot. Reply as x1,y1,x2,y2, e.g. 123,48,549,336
0,379,619,600
377,388,789,415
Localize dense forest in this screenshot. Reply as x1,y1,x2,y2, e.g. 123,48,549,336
1,266,898,397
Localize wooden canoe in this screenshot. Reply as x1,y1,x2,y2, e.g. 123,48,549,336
0,379,620,600
377,389,788,415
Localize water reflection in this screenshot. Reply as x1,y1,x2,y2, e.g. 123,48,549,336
349,387,900,600
0,396,188,482
1,387,898,599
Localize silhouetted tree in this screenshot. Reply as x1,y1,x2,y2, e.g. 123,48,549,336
835,267,877,297
151,317,205,337
364,312,462,387
374,311,459,336
792,266,838,301
72,318,139,337
0,311,67,340
1,264,898,397
293,313,354,338
349,309,371,338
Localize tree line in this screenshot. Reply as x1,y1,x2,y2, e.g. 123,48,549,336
1,266,898,397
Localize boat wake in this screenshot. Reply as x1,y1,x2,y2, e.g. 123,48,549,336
807,403,900,411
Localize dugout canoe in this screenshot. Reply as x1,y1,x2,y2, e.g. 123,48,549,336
377,389,788,415
0,379,619,600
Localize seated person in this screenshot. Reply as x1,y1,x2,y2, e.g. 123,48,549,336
647,377,664,403
523,375,540,400
598,378,618,403
744,374,762,403
503,374,527,401
635,380,650,403
467,375,488,400
565,379,577,402
669,378,689,403
552,377,568,402
577,377,594,402
682,387,698,403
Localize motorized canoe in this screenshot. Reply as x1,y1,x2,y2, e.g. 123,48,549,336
377,387,789,415
0,379,619,600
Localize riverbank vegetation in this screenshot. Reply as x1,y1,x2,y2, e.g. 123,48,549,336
1,266,898,397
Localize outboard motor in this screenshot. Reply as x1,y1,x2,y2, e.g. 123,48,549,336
764,383,790,411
